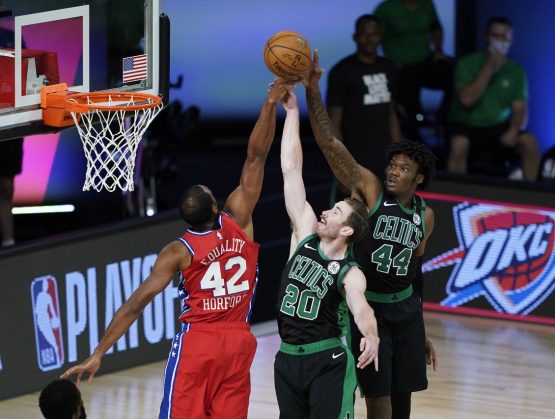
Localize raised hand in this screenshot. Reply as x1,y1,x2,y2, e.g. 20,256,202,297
302,49,324,89
267,77,301,104
282,89,298,111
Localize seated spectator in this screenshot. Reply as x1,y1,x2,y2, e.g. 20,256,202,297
39,379,86,419
447,16,540,181
374,0,453,141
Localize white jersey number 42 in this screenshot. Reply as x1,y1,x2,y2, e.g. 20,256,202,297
200,256,249,297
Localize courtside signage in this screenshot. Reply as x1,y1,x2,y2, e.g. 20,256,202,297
29,254,179,371
421,192,555,323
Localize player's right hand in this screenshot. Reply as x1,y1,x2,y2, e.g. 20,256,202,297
282,89,298,111
60,354,102,385
267,77,301,104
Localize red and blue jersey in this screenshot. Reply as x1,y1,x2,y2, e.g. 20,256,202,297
177,212,260,324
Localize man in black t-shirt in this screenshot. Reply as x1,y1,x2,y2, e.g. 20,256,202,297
327,14,400,201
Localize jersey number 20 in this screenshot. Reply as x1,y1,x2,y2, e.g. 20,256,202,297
200,256,249,297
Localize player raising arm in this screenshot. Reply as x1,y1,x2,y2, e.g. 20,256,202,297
304,50,438,419
61,77,298,419
274,89,379,419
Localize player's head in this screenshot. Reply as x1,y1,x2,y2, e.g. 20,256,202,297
385,141,436,193
317,198,369,244
486,16,512,55
39,379,86,419
353,14,382,56
179,185,218,230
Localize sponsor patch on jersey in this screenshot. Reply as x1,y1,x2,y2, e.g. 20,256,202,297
327,261,340,275
31,276,65,371
423,203,555,314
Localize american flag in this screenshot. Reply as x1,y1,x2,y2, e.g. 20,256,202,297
122,54,148,83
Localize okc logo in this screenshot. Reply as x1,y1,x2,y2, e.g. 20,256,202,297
423,203,555,314
31,276,64,371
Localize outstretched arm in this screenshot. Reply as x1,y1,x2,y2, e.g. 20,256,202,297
343,267,379,370
280,90,318,252
61,242,189,384
303,50,381,208
225,78,299,238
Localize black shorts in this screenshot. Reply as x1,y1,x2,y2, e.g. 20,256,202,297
274,338,357,418
348,294,427,397
449,122,520,161
0,138,24,177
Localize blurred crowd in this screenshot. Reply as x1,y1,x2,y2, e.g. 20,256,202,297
326,0,549,189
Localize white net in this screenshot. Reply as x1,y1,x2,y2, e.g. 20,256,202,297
69,94,163,192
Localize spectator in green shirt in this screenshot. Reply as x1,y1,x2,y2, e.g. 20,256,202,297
374,0,453,141
447,16,540,181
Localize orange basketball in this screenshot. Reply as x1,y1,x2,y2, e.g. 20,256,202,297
263,30,311,79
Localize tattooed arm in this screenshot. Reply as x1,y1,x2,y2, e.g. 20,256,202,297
303,50,381,208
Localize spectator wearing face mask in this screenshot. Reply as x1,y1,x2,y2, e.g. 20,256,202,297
446,16,540,181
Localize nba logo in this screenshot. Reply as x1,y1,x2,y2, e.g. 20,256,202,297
31,276,64,371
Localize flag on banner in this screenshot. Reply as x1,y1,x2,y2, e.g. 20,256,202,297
122,54,147,83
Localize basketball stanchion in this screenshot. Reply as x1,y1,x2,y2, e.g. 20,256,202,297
41,83,163,192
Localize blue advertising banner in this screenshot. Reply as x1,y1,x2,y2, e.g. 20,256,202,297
421,190,555,325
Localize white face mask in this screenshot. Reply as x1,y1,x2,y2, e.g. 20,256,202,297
489,39,511,56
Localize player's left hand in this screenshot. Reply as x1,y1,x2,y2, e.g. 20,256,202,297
302,49,324,89
358,335,379,371
60,353,102,385
425,337,437,371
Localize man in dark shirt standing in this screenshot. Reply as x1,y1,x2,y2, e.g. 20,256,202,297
327,14,400,200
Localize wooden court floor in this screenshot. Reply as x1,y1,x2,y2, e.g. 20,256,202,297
1,311,554,419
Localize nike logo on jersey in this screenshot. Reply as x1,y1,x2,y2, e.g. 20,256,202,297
384,201,397,206
332,352,345,359
304,243,317,251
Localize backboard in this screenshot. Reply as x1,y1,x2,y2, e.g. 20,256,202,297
0,0,169,141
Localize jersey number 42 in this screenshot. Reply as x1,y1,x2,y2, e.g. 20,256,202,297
200,256,249,297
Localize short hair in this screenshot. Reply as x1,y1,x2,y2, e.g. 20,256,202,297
355,14,380,32
39,379,82,419
179,185,215,229
486,16,512,33
386,141,437,190
343,197,369,244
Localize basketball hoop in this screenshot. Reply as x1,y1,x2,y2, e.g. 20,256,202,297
41,84,163,192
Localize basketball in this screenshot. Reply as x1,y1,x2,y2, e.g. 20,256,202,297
263,30,311,79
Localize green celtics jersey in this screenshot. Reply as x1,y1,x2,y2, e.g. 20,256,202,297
277,234,357,345
355,191,426,293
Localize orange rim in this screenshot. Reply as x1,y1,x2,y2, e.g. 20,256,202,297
65,91,162,113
